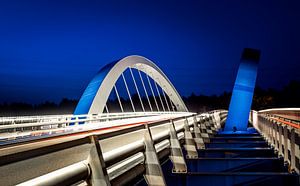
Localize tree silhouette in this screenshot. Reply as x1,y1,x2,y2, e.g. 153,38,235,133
0,80,299,116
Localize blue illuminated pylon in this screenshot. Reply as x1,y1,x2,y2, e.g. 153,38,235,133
224,48,260,132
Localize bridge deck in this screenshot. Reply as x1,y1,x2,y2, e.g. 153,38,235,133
147,130,299,186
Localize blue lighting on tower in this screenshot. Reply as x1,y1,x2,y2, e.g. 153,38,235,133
224,48,260,132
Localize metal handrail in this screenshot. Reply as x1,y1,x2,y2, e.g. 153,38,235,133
253,112,300,174
1,111,224,186
0,112,188,132
17,161,90,186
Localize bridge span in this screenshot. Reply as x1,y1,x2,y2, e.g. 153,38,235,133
0,55,299,186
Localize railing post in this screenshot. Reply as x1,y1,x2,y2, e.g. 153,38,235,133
290,128,296,172
87,135,111,186
271,120,276,148
193,116,205,149
268,119,273,145
213,112,221,129
184,118,198,159
207,115,216,133
205,116,214,137
263,117,268,140
211,114,218,132
199,116,211,143
278,123,284,157
295,130,300,174
265,117,270,144
283,125,289,164
169,120,187,173
143,124,166,186
274,122,279,152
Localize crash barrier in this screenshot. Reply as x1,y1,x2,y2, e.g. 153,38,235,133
255,114,300,174
0,110,225,186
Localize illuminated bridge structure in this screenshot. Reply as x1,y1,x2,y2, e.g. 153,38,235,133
0,56,299,186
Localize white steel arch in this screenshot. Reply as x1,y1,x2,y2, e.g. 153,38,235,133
74,55,188,115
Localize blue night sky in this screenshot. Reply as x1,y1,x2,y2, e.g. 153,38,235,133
0,0,299,104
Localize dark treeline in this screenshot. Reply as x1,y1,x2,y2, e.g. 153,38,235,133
183,92,231,113
0,98,78,116
252,80,300,110
0,80,299,116
185,80,300,112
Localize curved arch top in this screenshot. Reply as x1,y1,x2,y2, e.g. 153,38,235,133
74,55,188,115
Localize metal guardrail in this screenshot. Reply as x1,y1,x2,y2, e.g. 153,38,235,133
267,115,300,129
0,112,186,136
0,112,181,126
259,108,300,124
17,161,90,186
252,110,300,174
0,110,225,186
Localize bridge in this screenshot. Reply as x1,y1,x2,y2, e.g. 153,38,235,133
0,55,299,186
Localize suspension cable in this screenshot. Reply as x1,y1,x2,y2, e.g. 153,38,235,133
129,67,145,112
105,104,109,113
161,87,171,111
154,79,166,112
114,85,124,112
138,69,153,111
169,96,175,111
146,74,160,111
121,72,136,112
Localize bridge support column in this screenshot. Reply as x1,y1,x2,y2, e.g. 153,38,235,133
224,48,260,132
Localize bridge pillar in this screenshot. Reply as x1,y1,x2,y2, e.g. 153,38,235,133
224,48,260,132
